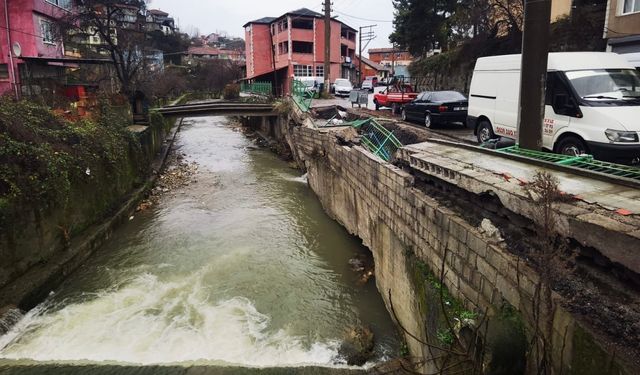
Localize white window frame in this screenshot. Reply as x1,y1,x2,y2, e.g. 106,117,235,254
293,64,313,77
40,19,55,44
621,0,640,14
315,65,324,77
45,0,71,10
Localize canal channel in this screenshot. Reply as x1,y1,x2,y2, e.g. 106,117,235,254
0,116,399,371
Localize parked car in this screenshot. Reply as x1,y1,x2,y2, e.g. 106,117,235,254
333,78,354,97
298,76,323,96
362,76,378,92
468,52,640,163
401,91,468,128
373,84,418,114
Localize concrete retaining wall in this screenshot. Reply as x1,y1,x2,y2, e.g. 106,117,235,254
263,110,636,374
0,113,180,315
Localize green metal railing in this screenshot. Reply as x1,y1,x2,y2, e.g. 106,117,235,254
291,79,314,112
240,81,272,96
351,118,403,162
497,146,640,182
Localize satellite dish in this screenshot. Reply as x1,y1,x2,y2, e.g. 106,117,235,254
12,42,21,57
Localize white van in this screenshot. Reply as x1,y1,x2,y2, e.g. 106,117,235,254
467,52,640,163
622,52,640,70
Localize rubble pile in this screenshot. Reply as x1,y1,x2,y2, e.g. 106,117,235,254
136,151,199,212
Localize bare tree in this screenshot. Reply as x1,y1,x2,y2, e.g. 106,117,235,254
58,0,150,99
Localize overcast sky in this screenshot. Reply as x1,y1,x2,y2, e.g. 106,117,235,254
149,0,396,51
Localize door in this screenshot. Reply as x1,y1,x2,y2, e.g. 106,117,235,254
405,92,424,119
543,72,573,149
413,93,431,120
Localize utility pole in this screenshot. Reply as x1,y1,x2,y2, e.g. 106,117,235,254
358,25,376,85
517,0,552,150
323,0,332,96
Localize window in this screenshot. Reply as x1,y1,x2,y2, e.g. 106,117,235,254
622,0,640,14
46,0,71,10
292,41,313,54
40,19,55,44
278,19,288,32
0,64,8,79
291,18,313,30
271,24,276,35
278,42,289,55
315,65,324,77
293,64,313,77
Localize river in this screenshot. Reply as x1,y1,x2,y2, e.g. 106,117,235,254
0,116,399,371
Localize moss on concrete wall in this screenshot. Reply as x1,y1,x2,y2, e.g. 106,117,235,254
0,99,171,309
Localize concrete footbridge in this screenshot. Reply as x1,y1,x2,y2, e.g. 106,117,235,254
156,100,276,117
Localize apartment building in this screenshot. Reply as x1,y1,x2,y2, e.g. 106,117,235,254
604,0,640,57
0,0,74,96
244,8,357,95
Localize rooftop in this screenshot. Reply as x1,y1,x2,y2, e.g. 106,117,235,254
148,9,169,16
369,48,410,54
243,8,355,30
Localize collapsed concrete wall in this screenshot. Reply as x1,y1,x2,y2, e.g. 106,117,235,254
258,108,638,374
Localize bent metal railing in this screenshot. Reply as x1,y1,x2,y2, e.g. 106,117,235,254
291,79,314,112
497,146,640,182
240,81,272,96
350,118,403,162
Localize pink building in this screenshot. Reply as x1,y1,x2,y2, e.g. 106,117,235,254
244,8,357,95
0,0,74,97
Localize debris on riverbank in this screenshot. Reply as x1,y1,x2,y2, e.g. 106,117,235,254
136,150,199,211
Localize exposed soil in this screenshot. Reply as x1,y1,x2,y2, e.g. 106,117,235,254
410,171,640,370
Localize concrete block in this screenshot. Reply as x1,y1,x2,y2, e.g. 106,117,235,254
467,232,488,258
576,213,634,233
480,276,496,304
496,274,520,309
459,278,479,305
476,257,498,285
448,217,469,245
485,245,509,274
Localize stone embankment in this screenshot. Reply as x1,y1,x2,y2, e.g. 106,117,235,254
245,102,640,374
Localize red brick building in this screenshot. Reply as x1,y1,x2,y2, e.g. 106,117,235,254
244,8,357,95
368,48,413,68
354,55,389,81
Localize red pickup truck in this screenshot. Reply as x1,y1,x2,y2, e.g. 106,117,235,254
373,85,418,114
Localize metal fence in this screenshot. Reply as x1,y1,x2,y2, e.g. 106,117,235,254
240,81,272,96
291,79,315,112
351,118,403,162
497,146,640,183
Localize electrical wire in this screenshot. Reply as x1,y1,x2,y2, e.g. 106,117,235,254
333,10,393,23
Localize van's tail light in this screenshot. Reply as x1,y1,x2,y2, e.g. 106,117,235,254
438,105,448,112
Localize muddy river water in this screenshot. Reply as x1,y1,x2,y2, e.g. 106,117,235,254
0,116,398,372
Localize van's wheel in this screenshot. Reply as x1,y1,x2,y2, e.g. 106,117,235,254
556,135,589,156
425,113,433,128
374,99,380,111
477,120,497,144
401,109,407,121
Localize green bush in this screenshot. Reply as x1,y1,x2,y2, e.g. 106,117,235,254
0,97,139,228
